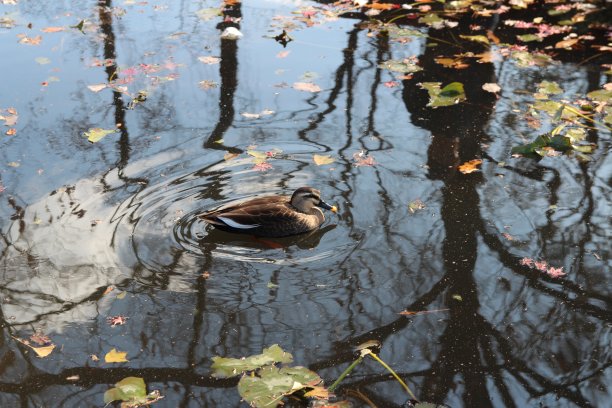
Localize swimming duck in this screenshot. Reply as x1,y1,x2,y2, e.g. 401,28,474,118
198,186,337,237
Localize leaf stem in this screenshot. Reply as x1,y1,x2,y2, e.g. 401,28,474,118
328,355,363,392
367,352,417,401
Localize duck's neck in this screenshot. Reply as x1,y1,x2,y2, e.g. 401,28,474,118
310,207,325,223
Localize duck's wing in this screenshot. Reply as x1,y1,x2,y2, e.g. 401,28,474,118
199,199,296,230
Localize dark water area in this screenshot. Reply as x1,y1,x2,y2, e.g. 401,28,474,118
0,1,610,407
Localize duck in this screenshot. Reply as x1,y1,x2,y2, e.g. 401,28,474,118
198,186,337,237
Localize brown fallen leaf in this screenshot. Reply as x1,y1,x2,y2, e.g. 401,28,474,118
458,159,482,174
18,34,42,45
223,152,239,161
399,308,450,316
555,38,579,49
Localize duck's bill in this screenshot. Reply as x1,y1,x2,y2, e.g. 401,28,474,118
317,200,338,213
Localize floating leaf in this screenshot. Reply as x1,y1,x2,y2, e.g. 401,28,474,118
459,34,489,45
32,345,55,358
408,199,426,213
83,128,116,143
198,80,218,89
104,377,146,404
224,152,239,161
41,26,65,33
537,80,563,95
35,57,51,65
247,150,268,164
105,348,128,363
517,34,541,42
482,83,501,93
198,56,221,64
293,82,321,93
211,344,293,378
196,8,221,21
378,59,422,74
87,84,107,93
253,162,273,172
420,82,466,107
313,154,335,166
353,151,376,167
458,159,482,174
586,89,612,103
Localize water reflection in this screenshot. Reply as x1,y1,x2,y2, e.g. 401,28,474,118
0,0,610,407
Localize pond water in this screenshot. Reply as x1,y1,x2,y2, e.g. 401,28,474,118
0,1,610,407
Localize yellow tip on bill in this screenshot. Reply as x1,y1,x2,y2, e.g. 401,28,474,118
331,205,338,213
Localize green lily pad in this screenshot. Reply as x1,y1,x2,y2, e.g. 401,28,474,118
211,344,293,378
537,80,563,95
237,366,322,408
104,377,146,404
517,34,541,42
420,82,466,107
378,59,422,73
511,51,554,68
419,13,444,28
386,25,424,39
511,132,594,157
531,101,578,121
586,89,612,103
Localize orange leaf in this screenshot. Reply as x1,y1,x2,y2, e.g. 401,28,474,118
365,2,399,10
41,27,65,33
458,159,482,174
399,308,449,316
293,82,321,93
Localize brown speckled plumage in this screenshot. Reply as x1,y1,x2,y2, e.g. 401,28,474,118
198,187,336,237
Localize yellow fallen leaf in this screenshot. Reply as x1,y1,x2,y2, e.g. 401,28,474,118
247,150,268,164
105,348,128,363
312,154,335,166
458,159,482,174
555,38,578,49
224,152,239,161
32,345,55,358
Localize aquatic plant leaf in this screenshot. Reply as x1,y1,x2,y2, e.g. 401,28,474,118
517,34,541,42
482,83,501,93
511,51,554,68
378,59,422,73
278,366,321,385
196,8,220,21
313,154,335,165
105,348,128,363
420,82,466,107
586,89,612,103
211,344,293,378
104,377,146,404
35,57,51,65
537,80,563,95
459,34,489,44
237,367,293,408
84,128,116,143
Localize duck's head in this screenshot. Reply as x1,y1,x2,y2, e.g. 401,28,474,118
291,187,337,214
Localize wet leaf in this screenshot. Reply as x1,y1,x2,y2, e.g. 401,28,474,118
586,89,612,103
276,50,290,58
87,84,107,93
399,309,449,316
105,348,128,363
517,34,541,42
104,376,146,404
378,58,422,74
224,152,239,161
313,154,335,166
211,344,293,378
293,82,321,93
247,150,268,163
83,128,116,143
420,82,466,107
459,34,489,45
198,56,221,64
35,57,51,65
198,80,218,89
458,159,482,174
537,80,563,95
18,35,42,45
106,315,129,326
482,83,501,94
408,199,425,213
555,38,578,49
253,162,273,172
32,345,55,358
353,151,376,167
41,26,65,33
196,8,221,21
